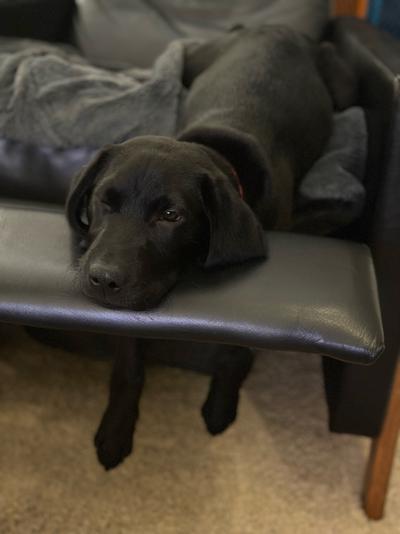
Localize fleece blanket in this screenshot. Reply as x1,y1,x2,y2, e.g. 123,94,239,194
0,37,187,147
0,37,367,232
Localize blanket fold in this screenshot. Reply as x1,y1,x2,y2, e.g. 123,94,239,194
0,37,188,147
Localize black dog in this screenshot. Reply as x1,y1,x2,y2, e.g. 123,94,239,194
66,25,356,469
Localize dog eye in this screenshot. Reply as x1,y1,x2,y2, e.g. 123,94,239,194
101,199,113,213
100,188,121,213
160,209,182,222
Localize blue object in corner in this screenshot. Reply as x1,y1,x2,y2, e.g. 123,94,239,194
368,0,400,39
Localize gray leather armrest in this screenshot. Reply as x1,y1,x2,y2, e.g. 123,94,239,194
330,17,400,76
329,18,400,243
0,204,384,364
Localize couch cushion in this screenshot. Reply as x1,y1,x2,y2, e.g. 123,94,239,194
0,138,95,204
73,0,329,69
0,203,384,364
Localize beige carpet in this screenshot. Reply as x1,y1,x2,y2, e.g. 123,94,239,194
0,325,399,534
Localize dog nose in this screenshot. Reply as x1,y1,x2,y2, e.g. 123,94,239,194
88,265,123,293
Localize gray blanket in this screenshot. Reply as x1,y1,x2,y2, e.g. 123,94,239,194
0,37,187,147
0,38,367,232
294,107,367,234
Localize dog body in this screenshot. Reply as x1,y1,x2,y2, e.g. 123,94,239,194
66,25,356,469
180,25,334,229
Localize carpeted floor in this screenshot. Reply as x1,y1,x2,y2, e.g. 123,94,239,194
0,325,399,534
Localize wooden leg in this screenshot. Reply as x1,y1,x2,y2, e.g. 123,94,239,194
363,360,400,520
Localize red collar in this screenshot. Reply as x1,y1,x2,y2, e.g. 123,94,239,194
227,163,244,199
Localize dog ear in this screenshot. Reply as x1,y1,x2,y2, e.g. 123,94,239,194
179,125,272,212
316,42,359,110
66,145,113,235
179,125,270,268
200,174,267,269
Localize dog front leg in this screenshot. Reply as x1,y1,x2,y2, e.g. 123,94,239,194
95,337,145,470
202,346,254,435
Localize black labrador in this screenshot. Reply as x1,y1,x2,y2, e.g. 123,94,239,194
66,25,356,469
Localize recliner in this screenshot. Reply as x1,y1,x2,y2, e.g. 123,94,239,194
0,4,399,519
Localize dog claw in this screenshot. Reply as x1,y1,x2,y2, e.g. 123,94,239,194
95,433,133,470
201,393,239,435
94,411,135,470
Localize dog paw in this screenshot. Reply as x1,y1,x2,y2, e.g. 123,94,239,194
94,411,135,470
201,392,239,436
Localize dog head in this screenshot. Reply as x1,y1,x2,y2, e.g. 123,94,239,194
66,135,266,310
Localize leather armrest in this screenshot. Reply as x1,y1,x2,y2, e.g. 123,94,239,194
0,204,384,365
328,18,400,242
329,17,400,76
